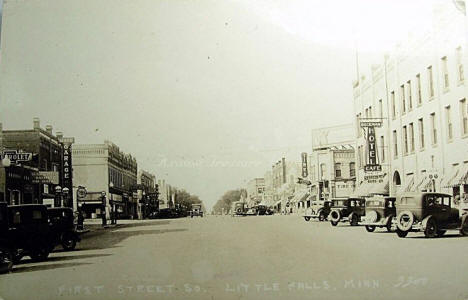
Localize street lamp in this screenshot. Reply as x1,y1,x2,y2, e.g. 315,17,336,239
55,185,62,207
109,182,116,224
1,157,11,204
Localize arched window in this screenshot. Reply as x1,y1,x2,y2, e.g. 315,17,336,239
393,171,401,186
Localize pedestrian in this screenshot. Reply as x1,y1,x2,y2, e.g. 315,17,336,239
77,210,84,231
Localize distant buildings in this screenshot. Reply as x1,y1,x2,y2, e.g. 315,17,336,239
246,178,265,207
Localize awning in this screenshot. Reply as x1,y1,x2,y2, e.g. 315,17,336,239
414,174,430,191
274,200,282,206
290,189,309,203
441,165,460,188
452,164,468,186
351,178,389,197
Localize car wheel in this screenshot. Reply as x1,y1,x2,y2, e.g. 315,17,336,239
0,247,14,274
319,212,326,222
349,213,359,226
30,241,50,262
365,225,376,232
61,233,77,251
396,229,408,238
397,211,414,231
437,230,446,237
12,250,23,264
330,220,338,227
330,210,341,223
304,216,310,222
424,217,438,238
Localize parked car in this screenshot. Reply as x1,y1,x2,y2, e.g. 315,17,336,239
190,204,204,218
47,207,81,251
303,200,332,222
0,203,53,273
394,192,468,238
329,198,366,226
231,202,247,216
360,196,396,232
255,205,274,215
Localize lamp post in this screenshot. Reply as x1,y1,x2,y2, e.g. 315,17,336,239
1,156,11,203
101,191,107,227
54,185,62,207
109,182,116,225
142,190,146,219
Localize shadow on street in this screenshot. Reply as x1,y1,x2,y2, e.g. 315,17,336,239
12,262,92,274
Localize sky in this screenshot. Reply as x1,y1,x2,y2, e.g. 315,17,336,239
0,0,442,209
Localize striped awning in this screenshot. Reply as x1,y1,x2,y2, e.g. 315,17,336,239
290,189,309,203
414,174,430,191
441,165,461,188
452,164,468,186
403,175,415,192
351,176,389,197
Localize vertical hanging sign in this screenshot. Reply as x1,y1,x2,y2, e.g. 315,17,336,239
61,137,75,206
360,119,382,172
301,152,308,178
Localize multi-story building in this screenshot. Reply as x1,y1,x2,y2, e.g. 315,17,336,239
137,170,157,219
271,158,301,213
157,179,174,209
306,125,356,206
353,2,468,199
246,177,265,207
0,118,73,206
72,140,137,219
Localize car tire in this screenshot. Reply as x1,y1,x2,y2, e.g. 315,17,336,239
30,240,50,262
330,210,341,223
330,220,338,226
396,229,408,238
61,233,77,251
349,213,359,226
0,247,13,274
304,216,311,222
436,230,446,237
459,214,468,236
318,211,326,222
397,211,414,231
424,217,438,238
365,225,376,232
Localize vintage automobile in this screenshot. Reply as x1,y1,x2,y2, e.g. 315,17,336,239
231,201,248,216
255,205,274,216
360,196,396,232
329,198,366,226
47,207,81,251
303,200,332,222
394,192,468,238
0,203,52,273
190,204,204,218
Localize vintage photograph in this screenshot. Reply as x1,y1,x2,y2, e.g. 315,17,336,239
0,0,467,299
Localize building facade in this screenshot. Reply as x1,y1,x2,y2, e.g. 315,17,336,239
137,169,157,219
72,140,137,219
353,2,468,199
245,177,265,207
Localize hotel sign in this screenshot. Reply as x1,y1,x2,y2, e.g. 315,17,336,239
360,119,383,173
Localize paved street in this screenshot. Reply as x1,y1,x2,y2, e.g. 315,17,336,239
1,215,468,300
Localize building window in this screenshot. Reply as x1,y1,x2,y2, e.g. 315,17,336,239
407,80,412,111
349,162,356,177
379,99,383,118
400,85,406,114
334,163,342,178
441,56,449,89
416,74,422,105
446,106,453,141
457,47,464,83
52,163,59,172
391,91,396,118
418,118,425,149
409,123,415,153
430,112,437,145
320,163,326,180
393,130,398,158
428,66,434,98
380,136,385,162
403,125,408,154
460,98,468,136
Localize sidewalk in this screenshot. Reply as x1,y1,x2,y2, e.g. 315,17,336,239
81,218,156,232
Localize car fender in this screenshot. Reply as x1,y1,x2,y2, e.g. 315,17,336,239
421,215,434,231
384,215,393,225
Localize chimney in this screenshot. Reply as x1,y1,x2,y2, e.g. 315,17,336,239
45,125,53,135
33,117,40,130
56,131,63,141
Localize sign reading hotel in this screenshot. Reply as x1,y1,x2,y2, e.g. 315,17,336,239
301,152,308,178
360,119,383,173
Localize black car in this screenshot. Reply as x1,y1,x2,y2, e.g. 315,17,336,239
329,198,366,226
0,203,52,273
47,208,81,251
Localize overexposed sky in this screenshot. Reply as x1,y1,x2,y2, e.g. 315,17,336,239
0,0,447,209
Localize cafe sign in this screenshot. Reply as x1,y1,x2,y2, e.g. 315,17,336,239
2,150,32,164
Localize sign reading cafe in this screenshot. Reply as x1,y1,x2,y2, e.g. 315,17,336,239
360,119,382,173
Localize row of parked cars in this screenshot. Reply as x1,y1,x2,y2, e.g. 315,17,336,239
0,203,82,274
304,192,468,238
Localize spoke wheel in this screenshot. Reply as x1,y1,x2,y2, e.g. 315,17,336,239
424,217,438,238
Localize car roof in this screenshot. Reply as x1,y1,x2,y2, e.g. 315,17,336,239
9,204,47,209
397,192,452,198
